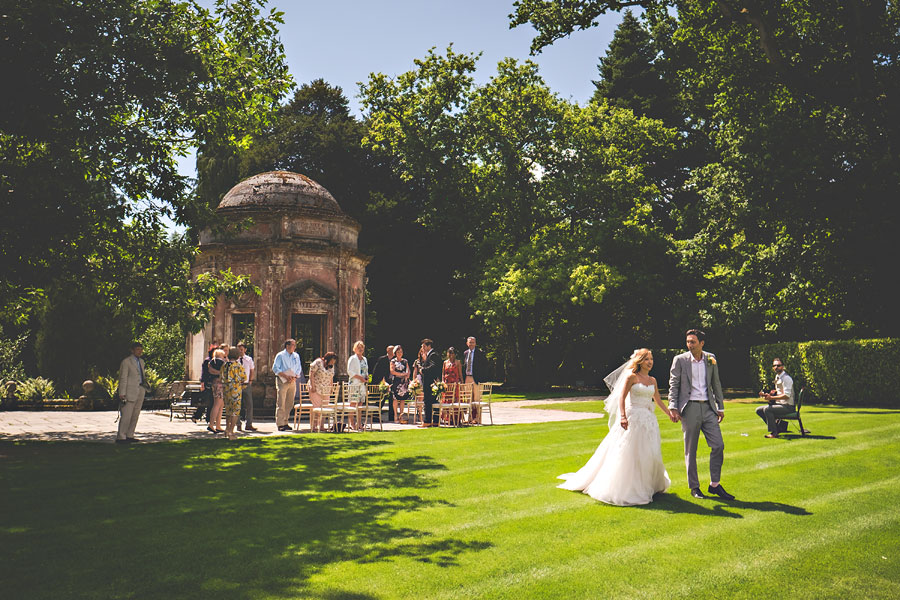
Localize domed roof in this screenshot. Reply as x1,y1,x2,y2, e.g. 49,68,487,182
217,171,343,216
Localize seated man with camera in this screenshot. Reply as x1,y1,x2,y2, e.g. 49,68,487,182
756,358,794,438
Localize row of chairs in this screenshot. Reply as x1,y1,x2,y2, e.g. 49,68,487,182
292,382,379,432
292,381,494,431
421,382,494,427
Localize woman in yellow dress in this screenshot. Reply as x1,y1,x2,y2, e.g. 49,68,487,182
222,347,245,440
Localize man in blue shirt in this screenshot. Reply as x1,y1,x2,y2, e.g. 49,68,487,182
273,338,303,431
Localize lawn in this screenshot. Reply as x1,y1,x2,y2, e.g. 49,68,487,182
529,400,605,412
2,403,900,599
490,389,599,402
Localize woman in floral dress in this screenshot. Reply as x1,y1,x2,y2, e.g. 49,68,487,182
221,347,245,440
390,345,411,423
308,352,337,432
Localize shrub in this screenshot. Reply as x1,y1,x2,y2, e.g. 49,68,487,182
143,367,167,397
139,320,187,382
0,325,27,382
95,369,166,398
95,374,119,399
18,377,56,405
750,338,900,405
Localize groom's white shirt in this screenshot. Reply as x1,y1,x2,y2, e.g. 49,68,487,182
689,354,708,401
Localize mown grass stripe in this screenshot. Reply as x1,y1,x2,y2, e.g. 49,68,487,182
423,475,900,599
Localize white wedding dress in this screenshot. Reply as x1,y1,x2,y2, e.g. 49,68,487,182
558,383,670,506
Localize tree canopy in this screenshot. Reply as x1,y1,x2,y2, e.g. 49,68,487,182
1,0,290,388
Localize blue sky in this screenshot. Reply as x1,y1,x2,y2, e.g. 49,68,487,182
177,0,624,177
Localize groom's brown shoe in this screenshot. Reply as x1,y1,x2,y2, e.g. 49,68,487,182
690,488,706,499
707,484,735,500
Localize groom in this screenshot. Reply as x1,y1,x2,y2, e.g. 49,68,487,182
668,329,735,500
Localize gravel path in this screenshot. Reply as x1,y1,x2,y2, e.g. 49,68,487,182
0,397,606,443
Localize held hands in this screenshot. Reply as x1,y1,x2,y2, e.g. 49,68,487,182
669,409,681,423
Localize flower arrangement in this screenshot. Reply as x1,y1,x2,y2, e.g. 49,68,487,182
431,381,446,395
378,380,391,402
408,380,421,396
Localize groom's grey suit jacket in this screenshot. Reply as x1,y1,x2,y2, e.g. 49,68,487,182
668,351,724,414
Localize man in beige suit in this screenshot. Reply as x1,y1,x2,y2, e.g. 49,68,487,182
116,342,149,444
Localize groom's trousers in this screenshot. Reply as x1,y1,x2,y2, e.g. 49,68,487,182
681,401,724,489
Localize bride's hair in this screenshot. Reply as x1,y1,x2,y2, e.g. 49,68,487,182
629,348,653,374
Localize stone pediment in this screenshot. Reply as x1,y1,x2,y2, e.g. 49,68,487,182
282,279,336,302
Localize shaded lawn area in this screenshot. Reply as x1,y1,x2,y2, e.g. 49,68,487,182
2,404,900,599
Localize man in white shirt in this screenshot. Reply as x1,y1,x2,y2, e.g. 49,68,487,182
237,343,256,432
756,358,795,438
272,339,303,432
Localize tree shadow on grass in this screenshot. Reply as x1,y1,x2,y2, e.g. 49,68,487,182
0,436,493,599
638,492,810,518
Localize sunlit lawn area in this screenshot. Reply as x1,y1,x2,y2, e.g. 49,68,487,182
530,400,606,412
490,389,599,402
2,403,899,599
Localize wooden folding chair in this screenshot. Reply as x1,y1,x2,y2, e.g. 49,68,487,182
334,382,361,432
310,383,341,432
357,384,385,431
404,389,424,425
293,383,311,431
454,382,474,426
433,383,458,426
470,383,493,425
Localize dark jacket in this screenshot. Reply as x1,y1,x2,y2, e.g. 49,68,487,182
463,347,488,384
420,349,442,387
372,354,392,385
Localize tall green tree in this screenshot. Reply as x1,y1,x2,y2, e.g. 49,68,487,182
591,9,676,126
362,50,680,385
1,0,288,388
512,0,900,340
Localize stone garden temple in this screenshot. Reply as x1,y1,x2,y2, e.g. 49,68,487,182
187,171,369,400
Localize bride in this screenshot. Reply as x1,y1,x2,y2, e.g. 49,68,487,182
558,348,672,506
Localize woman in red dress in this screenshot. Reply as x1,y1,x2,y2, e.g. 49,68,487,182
442,347,463,425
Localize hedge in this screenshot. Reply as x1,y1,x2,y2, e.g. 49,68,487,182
750,338,900,406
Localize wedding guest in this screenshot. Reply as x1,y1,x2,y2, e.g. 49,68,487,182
418,339,442,427
221,347,245,440
463,336,487,423
273,339,303,432
347,341,368,430
442,347,463,425
372,345,395,420
756,358,795,438
463,337,487,385
390,345,411,424
236,343,256,432
207,348,226,434
115,342,149,444
192,342,217,423
309,352,337,432
412,347,425,386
